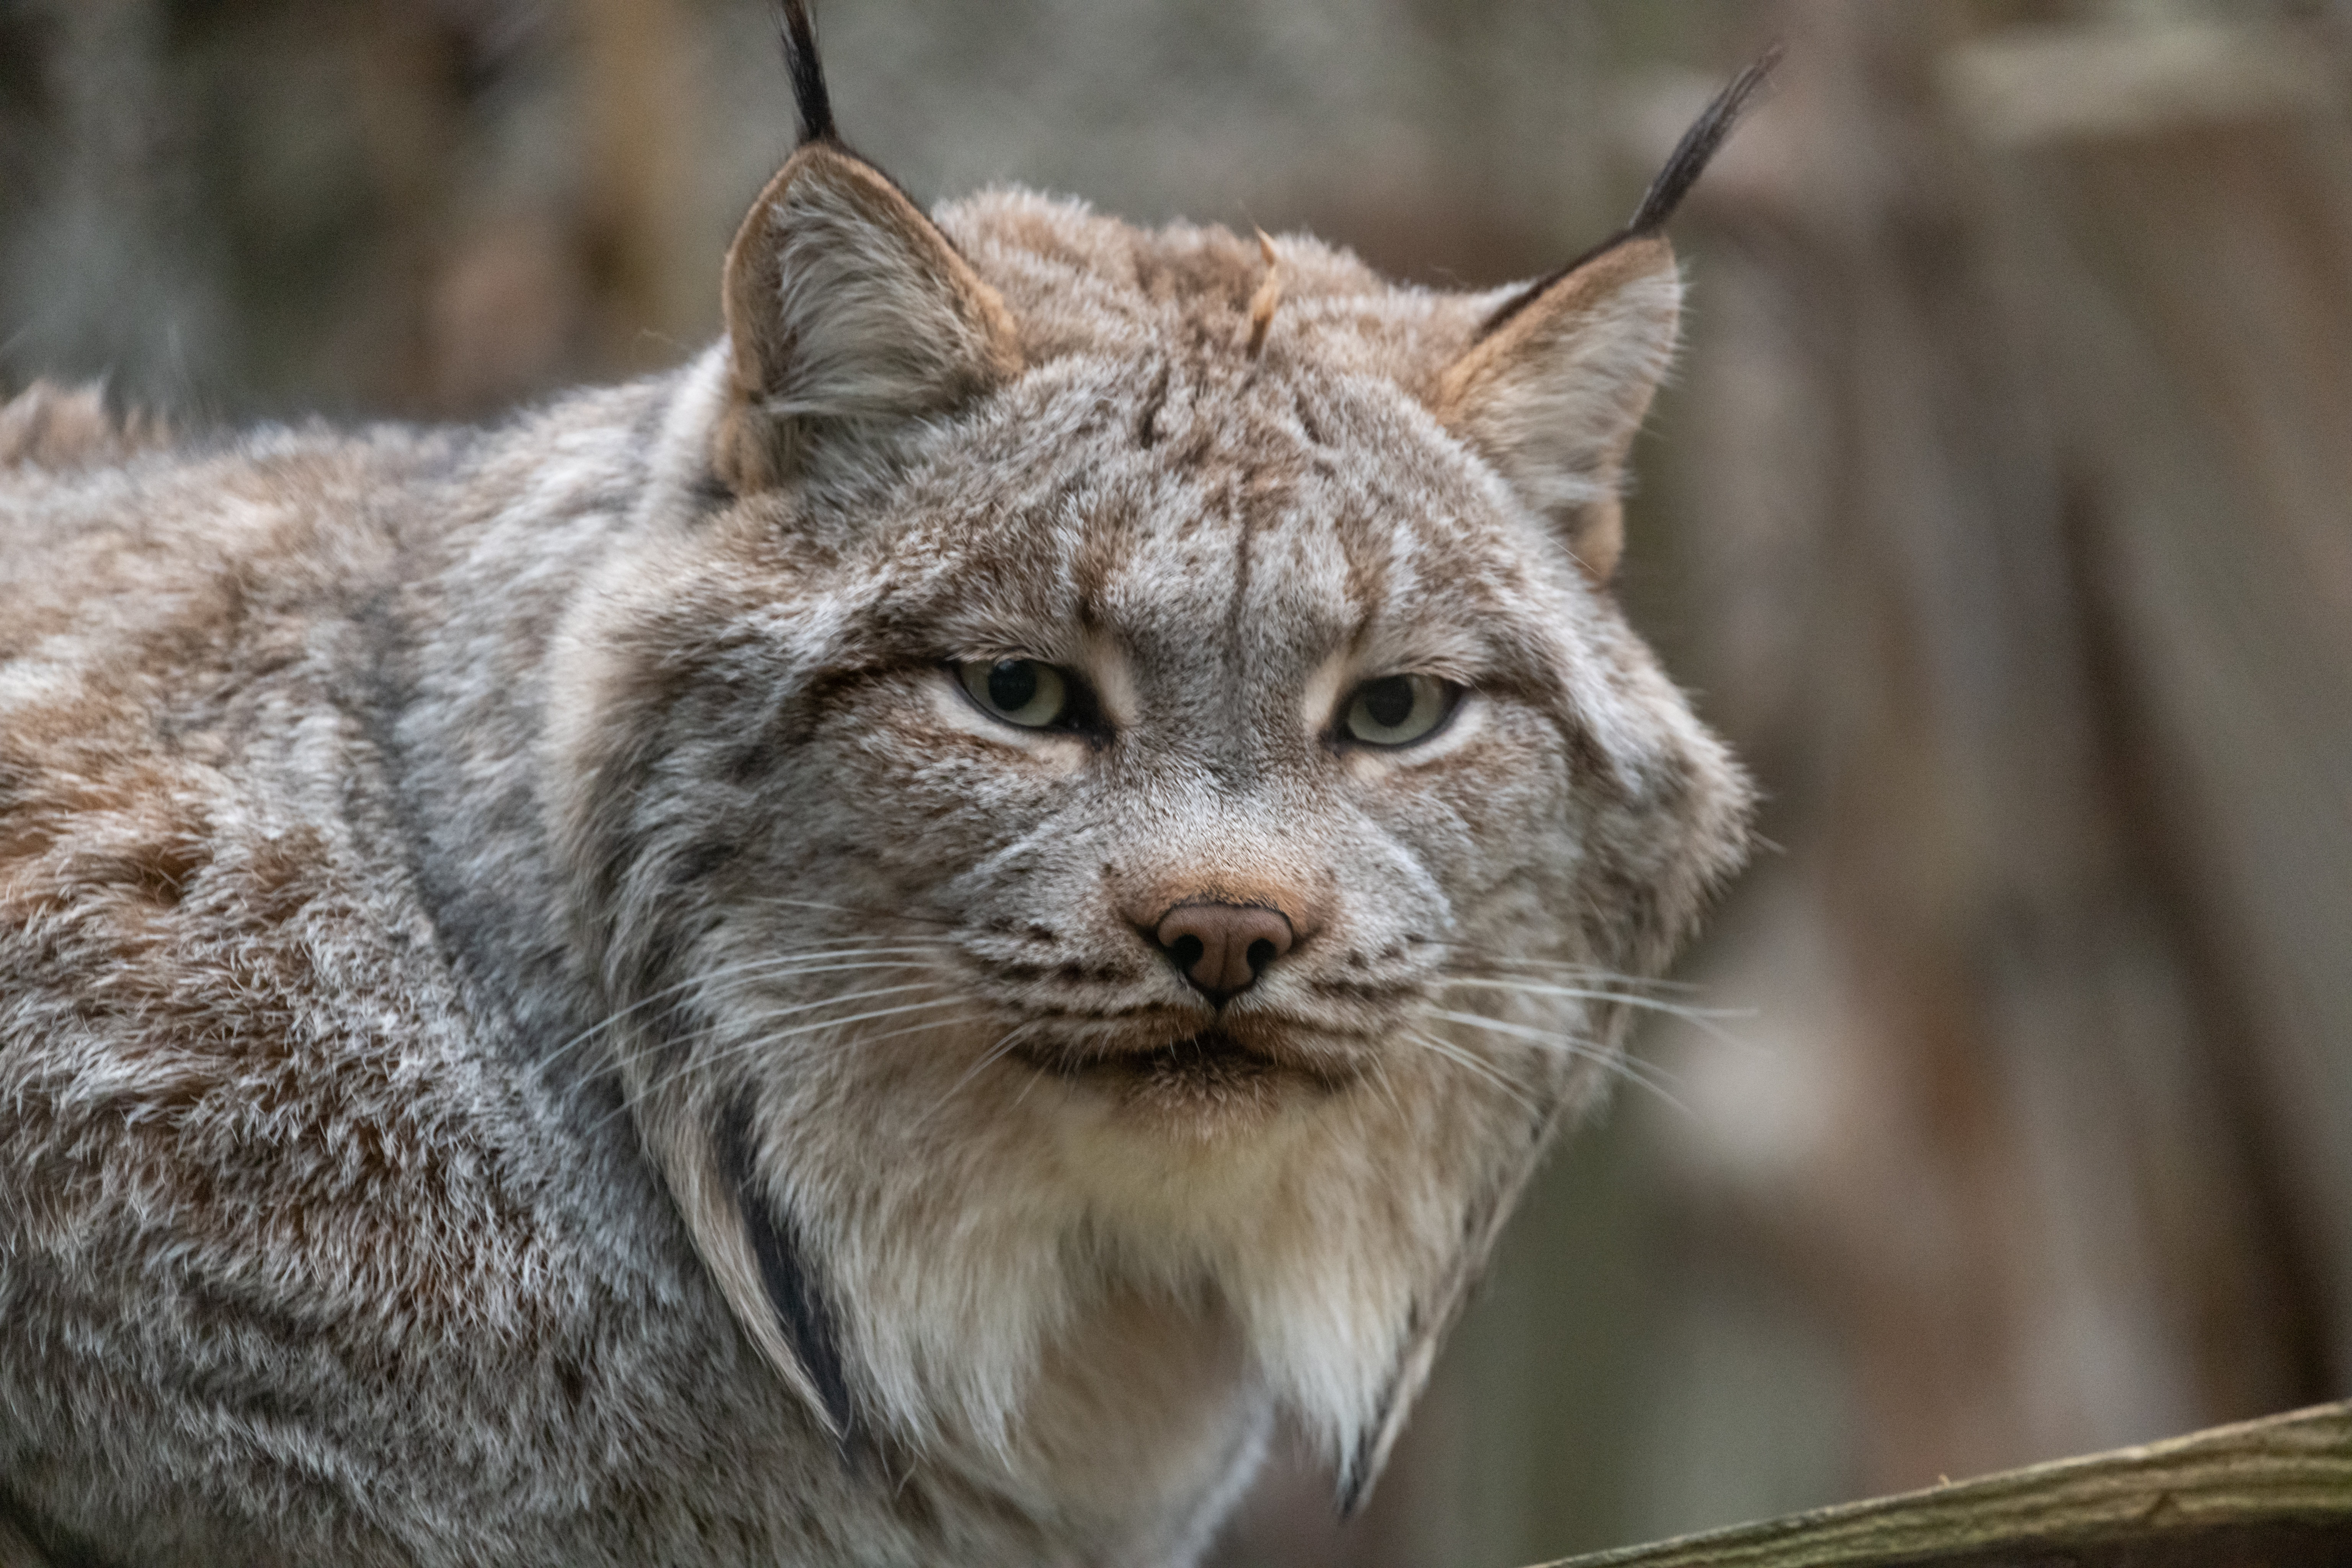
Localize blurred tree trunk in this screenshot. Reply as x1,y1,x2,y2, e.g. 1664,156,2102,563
1648,0,2342,1518
1960,13,2352,1398
577,0,707,371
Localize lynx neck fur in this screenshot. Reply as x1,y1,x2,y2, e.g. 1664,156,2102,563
0,13,1760,1565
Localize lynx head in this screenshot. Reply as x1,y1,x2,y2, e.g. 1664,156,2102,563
547,5,1763,1518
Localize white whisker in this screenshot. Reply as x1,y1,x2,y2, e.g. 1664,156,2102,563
536,944,952,1074
591,996,981,1138
625,989,969,1091
747,896,963,931
609,978,954,1067
1362,1053,1408,1121
1436,976,1752,1047
594,978,946,1081
1435,951,1702,993
1399,1029,1544,1117
910,1018,1046,1128
1427,1008,1687,1112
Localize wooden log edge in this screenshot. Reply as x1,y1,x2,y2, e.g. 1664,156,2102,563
1530,1399,2352,1568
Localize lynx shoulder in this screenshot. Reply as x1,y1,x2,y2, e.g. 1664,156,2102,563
0,13,1763,1565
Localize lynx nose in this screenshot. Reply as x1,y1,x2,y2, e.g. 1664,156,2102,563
1154,902,1294,1002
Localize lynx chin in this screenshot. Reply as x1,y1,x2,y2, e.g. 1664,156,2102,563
0,10,1764,1565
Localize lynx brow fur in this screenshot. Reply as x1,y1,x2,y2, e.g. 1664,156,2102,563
0,12,1764,1565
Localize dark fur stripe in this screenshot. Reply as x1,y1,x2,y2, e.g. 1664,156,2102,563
1335,1436,1377,1521
1479,44,1781,338
721,1100,857,1444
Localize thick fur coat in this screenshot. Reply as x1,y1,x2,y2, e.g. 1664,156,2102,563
0,24,1760,1566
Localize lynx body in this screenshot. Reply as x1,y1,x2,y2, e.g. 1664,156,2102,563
0,19,1757,1566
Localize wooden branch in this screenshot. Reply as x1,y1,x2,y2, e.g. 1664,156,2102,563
1531,1400,2352,1568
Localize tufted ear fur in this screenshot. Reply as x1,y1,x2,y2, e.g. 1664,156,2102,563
712,143,1024,493
1434,239,1682,582
1436,46,1778,581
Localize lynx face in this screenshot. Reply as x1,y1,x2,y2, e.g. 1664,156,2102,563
545,121,1753,1504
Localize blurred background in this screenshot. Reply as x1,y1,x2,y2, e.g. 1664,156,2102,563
5,0,2350,1562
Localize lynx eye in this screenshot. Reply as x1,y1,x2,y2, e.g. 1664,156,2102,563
957,659,1071,730
1341,674,1458,748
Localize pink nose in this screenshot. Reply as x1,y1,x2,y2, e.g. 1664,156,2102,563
1154,902,1295,1000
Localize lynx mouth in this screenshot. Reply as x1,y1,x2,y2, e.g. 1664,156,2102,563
1013,1027,1357,1097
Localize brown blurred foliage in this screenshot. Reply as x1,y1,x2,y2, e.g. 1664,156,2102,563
5,3,2349,1565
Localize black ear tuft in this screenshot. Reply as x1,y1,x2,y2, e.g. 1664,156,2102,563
1480,45,1780,340
777,0,838,146
1626,42,1782,237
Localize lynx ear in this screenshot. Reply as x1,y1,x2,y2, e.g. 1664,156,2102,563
714,144,1023,492
1434,241,1682,581
713,5,1021,492
1436,47,1778,581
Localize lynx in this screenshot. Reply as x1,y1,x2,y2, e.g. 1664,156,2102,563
0,10,1762,1565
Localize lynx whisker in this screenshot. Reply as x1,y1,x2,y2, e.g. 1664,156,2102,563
620,975,955,1052
537,944,954,1075
1436,975,1746,1027
910,1018,1047,1128
1398,1029,1545,1117
1362,1053,1409,1122
619,985,968,1089
593,993,980,1137
1431,947,1700,993
748,895,967,931
1426,1008,1687,1111
591,977,957,1096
